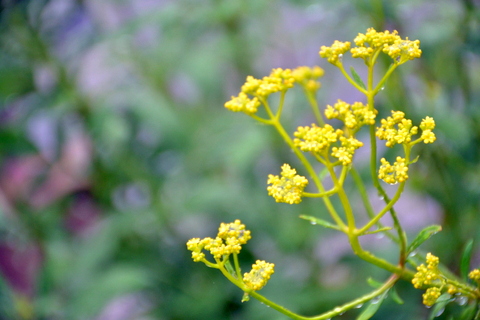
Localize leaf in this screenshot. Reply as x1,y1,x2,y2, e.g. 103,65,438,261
458,303,477,320
407,225,442,254
428,293,454,320
350,67,366,90
362,227,393,235
366,277,383,288
461,239,474,281
356,290,388,320
318,167,329,180
299,215,341,231
389,286,404,305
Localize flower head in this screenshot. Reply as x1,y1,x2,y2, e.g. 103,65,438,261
242,68,295,97
422,287,441,307
419,116,436,143
412,253,442,289
324,100,376,132
294,124,341,154
186,220,252,262
378,157,409,184
319,40,351,65
469,269,480,283
218,219,251,245
383,38,421,65
224,92,261,115
376,111,418,147
243,260,275,291
292,66,324,92
332,136,363,165
267,164,308,204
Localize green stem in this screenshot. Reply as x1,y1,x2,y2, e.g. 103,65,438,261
350,167,399,243
247,274,400,320
305,89,325,125
337,63,368,94
358,181,406,235
271,120,347,229
327,163,355,231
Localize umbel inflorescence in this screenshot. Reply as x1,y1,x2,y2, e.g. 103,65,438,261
188,28,480,319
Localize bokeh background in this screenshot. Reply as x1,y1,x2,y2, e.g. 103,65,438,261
0,0,480,319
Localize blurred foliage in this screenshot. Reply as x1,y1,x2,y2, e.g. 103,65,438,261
0,0,479,319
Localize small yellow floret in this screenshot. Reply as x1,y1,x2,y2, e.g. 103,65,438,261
354,28,400,48
324,100,376,132
420,117,436,143
267,164,308,204
243,260,275,291
469,269,480,282
376,111,418,147
331,136,363,165
294,124,341,154
186,220,253,263
218,219,251,245
378,157,409,184
224,92,261,115
292,66,324,92
383,38,422,65
319,40,351,65
422,287,441,307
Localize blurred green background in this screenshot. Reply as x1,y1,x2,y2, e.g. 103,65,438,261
0,0,480,319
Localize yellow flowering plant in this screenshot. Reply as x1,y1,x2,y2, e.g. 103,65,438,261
187,28,480,319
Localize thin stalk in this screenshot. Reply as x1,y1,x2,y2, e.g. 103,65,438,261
358,181,406,235
248,275,400,320
305,90,325,125
271,120,347,229
350,167,399,243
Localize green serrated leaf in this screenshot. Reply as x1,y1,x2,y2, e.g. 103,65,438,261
407,225,442,254
350,67,366,90
461,239,474,281
299,215,341,231
389,286,404,305
356,290,388,320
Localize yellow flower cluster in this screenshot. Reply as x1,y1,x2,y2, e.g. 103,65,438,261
224,92,261,115
319,40,351,65
267,164,308,204
332,136,363,165
225,66,324,115
321,28,421,66
376,111,436,147
294,123,362,165
412,253,443,306
419,116,436,143
324,99,376,132
354,28,400,49
353,28,421,65
383,38,421,65
186,220,252,262
294,124,341,153
469,269,480,283
292,66,325,92
242,68,295,97
243,260,275,291
422,287,442,307
378,157,409,184
376,111,417,147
